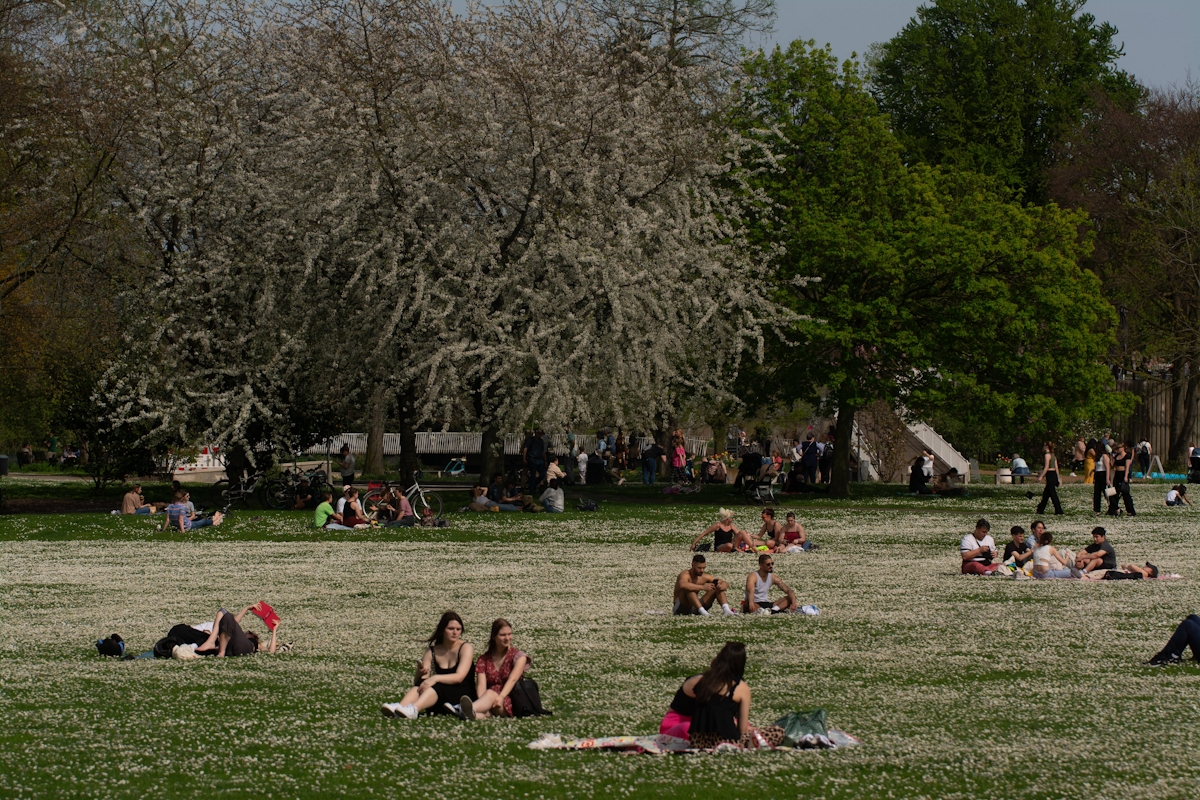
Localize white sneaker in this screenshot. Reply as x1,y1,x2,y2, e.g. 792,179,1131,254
460,695,476,721
398,703,418,719
444,702,463,718
723,607,736,615
756,608,772,616
381,703,402,718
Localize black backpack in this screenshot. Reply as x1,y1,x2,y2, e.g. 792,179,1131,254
509,679,551,717
153,636,181,659
96,634,125,658
577,499,598,511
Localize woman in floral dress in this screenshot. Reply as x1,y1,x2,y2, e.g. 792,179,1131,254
458,618,530,720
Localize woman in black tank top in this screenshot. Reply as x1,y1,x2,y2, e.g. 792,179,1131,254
382,611,476,719
684,642,786,750
1036,442,1063,516
660,674,702,738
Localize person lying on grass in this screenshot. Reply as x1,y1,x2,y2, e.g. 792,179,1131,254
452,618,530,720
1146,614,1200,666
773,511,815,553
382,611,475,720
190,605,279,656
691,508,757,553
686,641,785,749
164,490,223,531
673,554,735,616
1099,562,1159,580
742,553,798,614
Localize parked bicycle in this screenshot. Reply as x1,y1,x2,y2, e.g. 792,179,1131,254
210,470,269,509
258,464,331,510
361,471,443,519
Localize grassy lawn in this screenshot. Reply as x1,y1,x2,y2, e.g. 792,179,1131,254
1,482,1198,798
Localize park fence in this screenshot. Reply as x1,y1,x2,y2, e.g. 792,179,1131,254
301,432,713,457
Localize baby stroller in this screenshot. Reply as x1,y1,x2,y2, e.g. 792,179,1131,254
742,462,779,504
1188,454,1200,484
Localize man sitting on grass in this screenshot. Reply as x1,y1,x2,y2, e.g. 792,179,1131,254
961,518,1000,575
743,553,798,614
315,490,351,530
1075,527,1117,575
673,554,735,616
1003,525,1034,570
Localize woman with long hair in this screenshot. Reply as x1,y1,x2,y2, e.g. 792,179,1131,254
686,642,785,749
382,611,476,719
456,618,530,720
1036,442,1063,516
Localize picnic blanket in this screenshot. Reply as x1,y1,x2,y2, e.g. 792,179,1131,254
527,730,860,755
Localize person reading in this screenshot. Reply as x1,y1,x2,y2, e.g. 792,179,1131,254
456,618,530,720
673,554,735,616
742,553,797,614
1075,527,1116,575
691,508,756,553
382,611,475,719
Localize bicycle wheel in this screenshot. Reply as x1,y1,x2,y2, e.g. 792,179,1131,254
413,490,442,518
210,480,233,509
361,489,386,519
259,480,291,510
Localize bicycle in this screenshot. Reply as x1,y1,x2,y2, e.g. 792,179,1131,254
209,470,269,509
258,464,331,510
361,470,443,519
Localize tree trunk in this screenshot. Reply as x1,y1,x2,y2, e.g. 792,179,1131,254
1168,362,1199,464
829,397,857,499
396,397,419,482
363,384,387,476
480,425,505,482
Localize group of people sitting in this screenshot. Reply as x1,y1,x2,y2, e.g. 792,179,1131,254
381,612,532,721
468,472,565,513
314,485,439,529
673,552,801,616
690,508,817,554
961,518,1159,580
119,483,225,529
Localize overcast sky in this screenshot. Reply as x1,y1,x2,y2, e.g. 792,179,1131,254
764,0,1198,90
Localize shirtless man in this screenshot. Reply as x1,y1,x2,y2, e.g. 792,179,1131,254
742,553,798,614
691,508,757,553
673,554,735,616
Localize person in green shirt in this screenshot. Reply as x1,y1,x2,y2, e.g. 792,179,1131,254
314,491,351,530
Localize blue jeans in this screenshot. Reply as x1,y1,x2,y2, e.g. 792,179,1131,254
133,506,151,515
527,460,545,492
642,460,657,484
497,503,520,512
189,517,214,529
324,523,352,530
1035,568,1073,579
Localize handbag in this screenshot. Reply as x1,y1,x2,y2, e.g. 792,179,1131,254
1104,486,1117,498
509,678,551,717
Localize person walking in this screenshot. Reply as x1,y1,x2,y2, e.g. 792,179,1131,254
1137,437,1152,478
1036,442,1063,516
1107,442,1136,517
1092,445,1110,514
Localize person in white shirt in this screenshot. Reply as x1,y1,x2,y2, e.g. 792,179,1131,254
545,455,566,482
576,450,588,484
538,479,565,513
1166,485,1192,507
961,519,1000,575
742,553,798,614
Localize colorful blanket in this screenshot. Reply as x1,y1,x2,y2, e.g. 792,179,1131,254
527,731,860,755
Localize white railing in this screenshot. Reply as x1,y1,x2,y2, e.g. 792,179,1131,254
905,420,971,483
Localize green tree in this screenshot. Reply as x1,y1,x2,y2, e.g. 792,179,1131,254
871,0,1139,202
731,41,1125,496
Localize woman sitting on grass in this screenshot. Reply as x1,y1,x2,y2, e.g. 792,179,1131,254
1166,485,1192,507
1032,531,1082,580
687,641,785,749
691,509,756,553
164,490,223,531
340,488,369,527
382,611,476,719
773,511,815,553
660,672,703,739
454,618,530,720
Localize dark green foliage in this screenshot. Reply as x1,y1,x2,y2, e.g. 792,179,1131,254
872,0,1140,202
